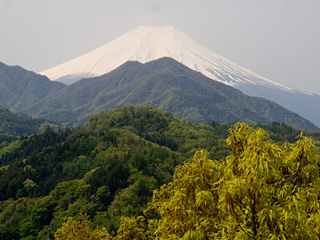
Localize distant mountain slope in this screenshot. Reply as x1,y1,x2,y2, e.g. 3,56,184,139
25,58,319,131
236,84,320,131
40,25,320,128
0,105,50,136
0,61,66,112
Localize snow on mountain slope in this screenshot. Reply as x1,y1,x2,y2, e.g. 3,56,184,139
40,25,291,91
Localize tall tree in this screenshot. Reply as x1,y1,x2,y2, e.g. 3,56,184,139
137,123,320,239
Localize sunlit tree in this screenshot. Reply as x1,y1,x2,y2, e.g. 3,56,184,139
116,216,147,240
140,123,320,239
55,213,112,240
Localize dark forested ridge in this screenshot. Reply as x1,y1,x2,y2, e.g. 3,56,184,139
0,105,319,239
2,58,317,131
0,105,58,137
0,62,66,112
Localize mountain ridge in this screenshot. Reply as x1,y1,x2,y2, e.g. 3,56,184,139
26,58,319,131
0,105,54,136
0,61,66,112
39,25,320,128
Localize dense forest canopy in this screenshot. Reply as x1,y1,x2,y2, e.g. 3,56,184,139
0,105,59,137
0,106,319,239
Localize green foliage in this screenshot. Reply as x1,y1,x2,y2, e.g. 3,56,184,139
54,213,112,240
143,150,219,239
105,174,158,232
0,139,21,160
71,136,99,155
19,196,55,238
62,156,109,178
0,134,17,147
140,123,320,239
0,107,190,238
257,122,320,144
116,216,147,240
0,127,73,200
1,106,320,239
0,105,58,136
85,162,130,204
88,105,230,159
0,197,30,239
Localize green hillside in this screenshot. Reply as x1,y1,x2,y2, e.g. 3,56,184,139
0,105,58,136
0,106,319,239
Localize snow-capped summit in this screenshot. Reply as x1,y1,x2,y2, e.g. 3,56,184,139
40,25,290,91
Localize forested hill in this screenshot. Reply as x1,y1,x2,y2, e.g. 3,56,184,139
0,105,56,136
0,106,319,239
0,106,228,239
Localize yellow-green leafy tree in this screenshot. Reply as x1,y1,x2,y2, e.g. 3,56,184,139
55,213,112,240
115,216,147,240
140,123,320,239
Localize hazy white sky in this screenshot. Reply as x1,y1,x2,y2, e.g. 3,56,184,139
1,0,319,94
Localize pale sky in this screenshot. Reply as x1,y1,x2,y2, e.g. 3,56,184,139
1,0,319,94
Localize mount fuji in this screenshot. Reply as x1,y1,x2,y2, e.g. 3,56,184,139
41,25,288,89
40,25,320,128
